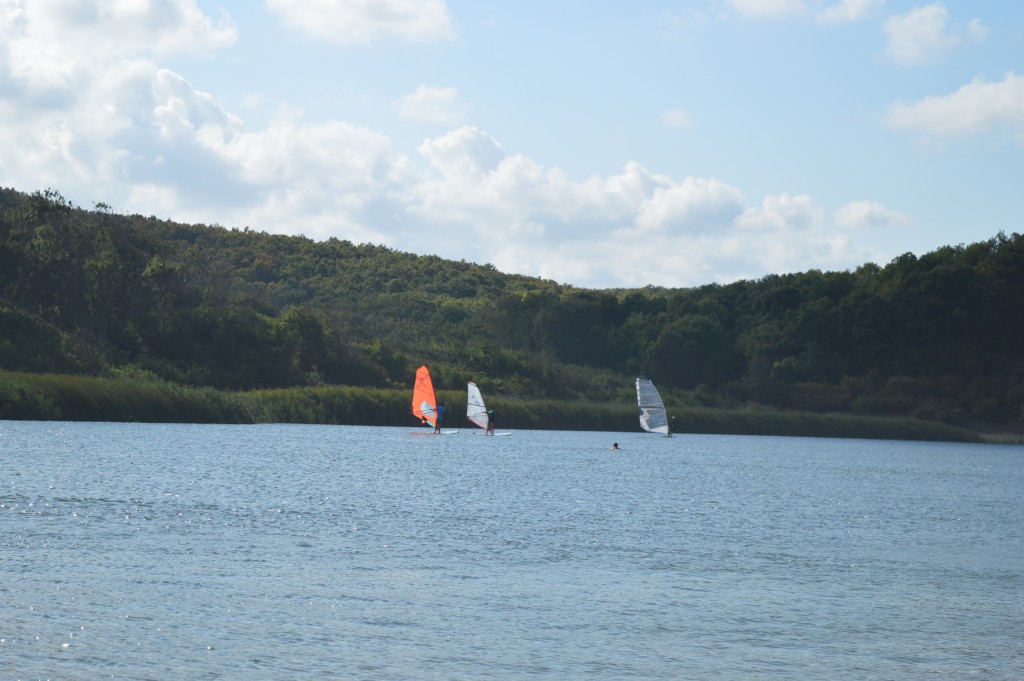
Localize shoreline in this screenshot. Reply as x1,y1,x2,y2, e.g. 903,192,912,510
0,370,996,444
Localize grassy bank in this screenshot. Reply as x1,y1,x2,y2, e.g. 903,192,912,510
0,371,251,423
0,370,982,443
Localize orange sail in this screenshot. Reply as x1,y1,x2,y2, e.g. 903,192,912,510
411,365,437,427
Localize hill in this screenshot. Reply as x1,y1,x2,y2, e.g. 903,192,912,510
1,187,1022,437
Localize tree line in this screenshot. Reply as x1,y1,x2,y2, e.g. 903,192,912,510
1,187,1022,431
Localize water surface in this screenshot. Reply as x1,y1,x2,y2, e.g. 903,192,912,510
2,422,1022,679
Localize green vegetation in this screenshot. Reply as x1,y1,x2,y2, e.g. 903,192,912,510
0,370,249,423
0,370,979,442
1,187,1021,441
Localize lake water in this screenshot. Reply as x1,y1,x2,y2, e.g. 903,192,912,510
2,422,1022,680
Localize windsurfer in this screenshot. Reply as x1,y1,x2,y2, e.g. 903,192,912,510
435,402,446,433
486,408,496,435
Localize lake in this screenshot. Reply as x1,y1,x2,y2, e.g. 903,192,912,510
2,422,1022,679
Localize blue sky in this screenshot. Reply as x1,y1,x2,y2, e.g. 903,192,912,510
1,1,1021,288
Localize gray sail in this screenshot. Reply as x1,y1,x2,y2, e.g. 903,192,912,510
636,376,669,434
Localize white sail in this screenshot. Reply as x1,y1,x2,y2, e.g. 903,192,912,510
636,376,670,435
467,381,490,430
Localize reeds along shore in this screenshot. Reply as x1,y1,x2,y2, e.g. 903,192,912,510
0,370,981,443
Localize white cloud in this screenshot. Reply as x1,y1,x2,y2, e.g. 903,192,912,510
660,108,694,130
726,194,870,278
11,0,235,61
178,108,423,243
724,0,878,22
725,0,806,20
395,85,466,126
417,126,506,179
403,130,874,286
736,193,823,231
884,3,987,66
0,0,890,288
965,18,989,44
834,200,908,228
818,0,881,24
265,0,455,46
0,1,243,218
886,72,1024,141
636,179,744,233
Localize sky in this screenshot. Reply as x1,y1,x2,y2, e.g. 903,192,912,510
1,1,1022,289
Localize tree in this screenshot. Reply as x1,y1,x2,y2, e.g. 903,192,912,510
645,315,745,389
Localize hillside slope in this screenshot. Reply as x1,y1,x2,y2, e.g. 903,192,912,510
2,187,1022,431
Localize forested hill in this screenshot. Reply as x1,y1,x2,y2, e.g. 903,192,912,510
2,187,1023,431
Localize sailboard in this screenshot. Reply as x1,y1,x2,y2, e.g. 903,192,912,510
466,381,511,436
636,376,671,436
412,365,457,434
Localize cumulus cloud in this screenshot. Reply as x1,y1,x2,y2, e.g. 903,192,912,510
884,3,987,66
726,194,871,278
636,179,744,233
736,193,823,232
834,200,908,228
0,0,883,288
412,129,743,240
886,72,1024,141
0,1,240,206
403,130,873,286
139,102,424,245
394,85,466,126
265,0,455,46
8,0,236,61
417,126,506,179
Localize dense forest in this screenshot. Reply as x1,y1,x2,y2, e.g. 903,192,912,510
1,187,1022,435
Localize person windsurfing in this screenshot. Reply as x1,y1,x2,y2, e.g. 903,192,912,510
434,401,446,433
